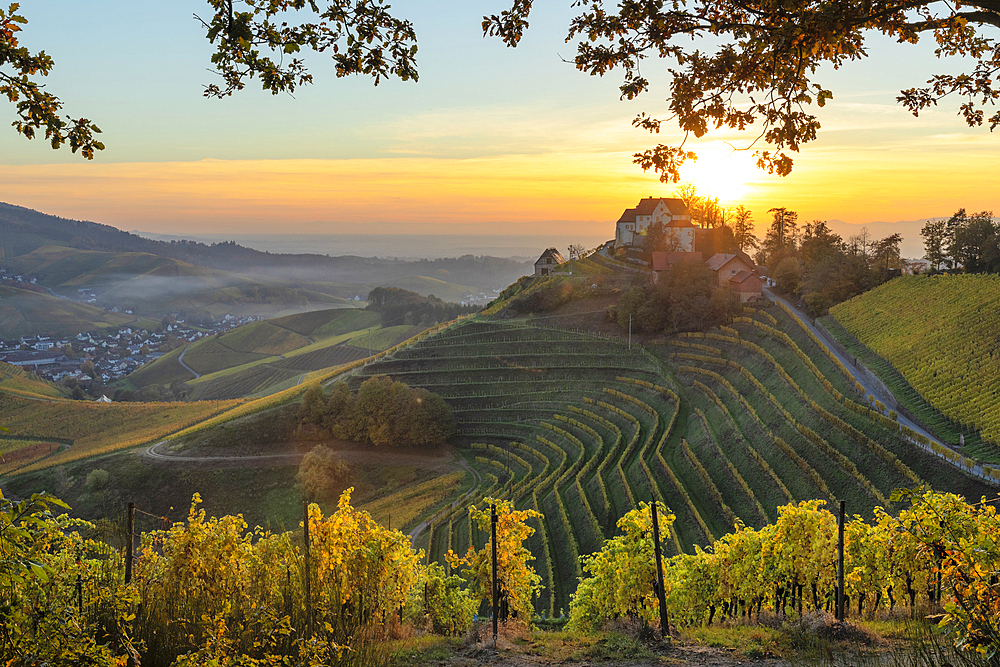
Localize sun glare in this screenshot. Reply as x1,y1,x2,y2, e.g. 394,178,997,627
678,146,759,203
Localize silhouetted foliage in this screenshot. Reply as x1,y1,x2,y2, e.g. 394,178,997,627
366,287,479,327
755,214,908,315
610,258,735,334
922,209,1000,273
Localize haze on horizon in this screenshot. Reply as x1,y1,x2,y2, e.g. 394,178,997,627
1,1,997,254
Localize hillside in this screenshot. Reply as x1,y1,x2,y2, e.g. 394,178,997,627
0,361,69,399
125,307,419,400
0,202,531,306
0,285,150,337
0,393,240,475
352,300,994,614
3,258,997,620
828,274,1000,458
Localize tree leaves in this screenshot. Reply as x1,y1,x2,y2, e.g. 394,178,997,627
0,4,103,158
486,0,1000,181
196,0,419,98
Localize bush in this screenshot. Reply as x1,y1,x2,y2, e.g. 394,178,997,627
297,445,351,503
84,469,109,491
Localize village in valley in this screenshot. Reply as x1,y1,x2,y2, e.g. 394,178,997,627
0,308,261,391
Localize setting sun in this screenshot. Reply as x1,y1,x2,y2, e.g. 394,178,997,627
678,145,761,203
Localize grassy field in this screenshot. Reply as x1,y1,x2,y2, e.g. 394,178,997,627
382,275,478,301
271,308,380,337
829,274,1000,455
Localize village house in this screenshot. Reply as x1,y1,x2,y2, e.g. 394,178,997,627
705,252,756,287
615,197,692,249
705,251,764,302
650,251,703,283
534,248,567,277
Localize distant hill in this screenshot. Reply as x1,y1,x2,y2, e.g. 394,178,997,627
0,285,153,338
0,202,532,297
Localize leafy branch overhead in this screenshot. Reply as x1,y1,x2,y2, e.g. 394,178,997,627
0,3,104,158
1,0,418,156
196,0,418,98
484,0,1000,182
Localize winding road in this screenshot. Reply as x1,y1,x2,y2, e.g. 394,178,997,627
765,287,995,484
176,345,201,379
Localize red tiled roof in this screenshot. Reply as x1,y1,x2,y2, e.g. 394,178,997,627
617,208,638,223
663,199,690,216
634,197,690,218
635,198,661,215
652,251,702,271
729,269,758,284
705,253,738,272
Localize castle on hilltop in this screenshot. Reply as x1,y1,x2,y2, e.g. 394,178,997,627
614,197,694,250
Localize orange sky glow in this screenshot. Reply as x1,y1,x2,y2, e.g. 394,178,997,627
2,143,997,242
2,3,997,257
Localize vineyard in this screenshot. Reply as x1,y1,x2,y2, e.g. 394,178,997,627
0,360,69,399
352,307,995,615
6,455,1000,666
129,306,422,400
5,281,1000,665
0,394,240,474
829,274,1000,457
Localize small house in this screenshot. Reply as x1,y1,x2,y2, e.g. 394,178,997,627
651,251,703,283
729,270,764,302
705,253,756,288
534,248,567,277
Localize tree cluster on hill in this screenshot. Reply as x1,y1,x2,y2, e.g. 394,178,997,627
299,376,456,448
366,287,479,327
922,209,1000,274
608,257,736,334
754,209,904,315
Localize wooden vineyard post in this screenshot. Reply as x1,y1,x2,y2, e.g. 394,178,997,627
304,501,313,638
837,500,845,621
76,553,83,614
124,502,134,585
651,498,670,643
491,503,498,648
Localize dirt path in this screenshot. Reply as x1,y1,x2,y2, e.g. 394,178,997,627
408,457,482,540
143,438,462,475
445,635,795,667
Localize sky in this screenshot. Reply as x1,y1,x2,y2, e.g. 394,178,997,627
1,1,998,257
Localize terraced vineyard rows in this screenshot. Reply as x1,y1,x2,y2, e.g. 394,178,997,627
354,311,995,616
829,274,1000,457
